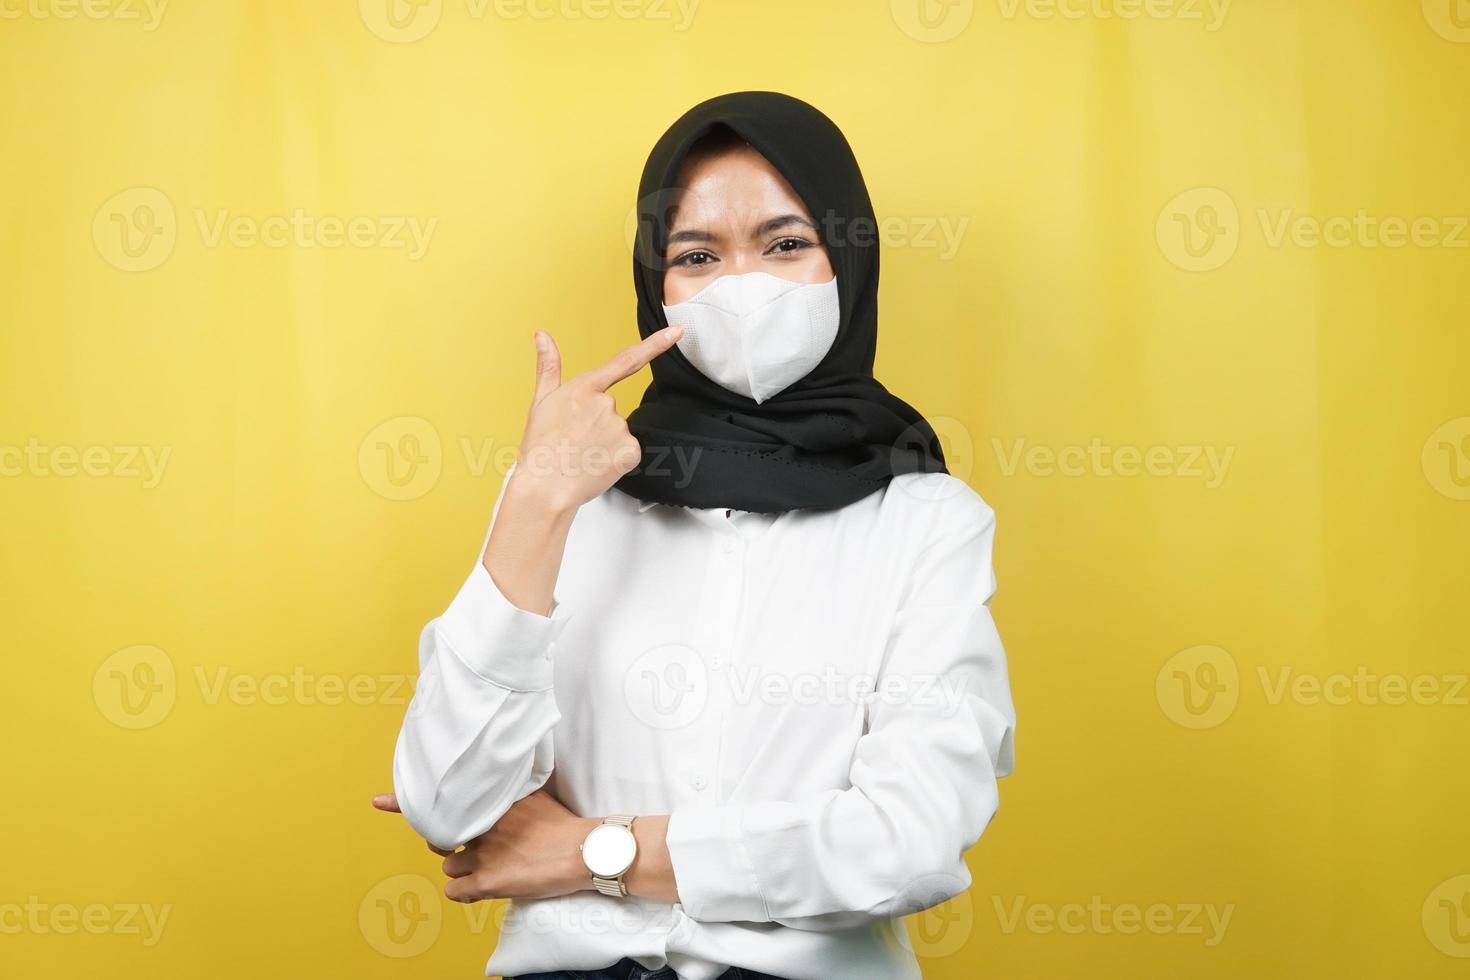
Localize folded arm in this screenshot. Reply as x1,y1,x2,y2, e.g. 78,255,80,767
392,464,577,852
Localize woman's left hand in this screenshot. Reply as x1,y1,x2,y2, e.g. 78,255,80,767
372,789,598,902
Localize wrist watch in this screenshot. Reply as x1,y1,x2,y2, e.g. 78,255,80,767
580,814,638,897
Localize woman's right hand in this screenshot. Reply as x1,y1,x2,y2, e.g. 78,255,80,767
480,326,681,617
509,326,682,512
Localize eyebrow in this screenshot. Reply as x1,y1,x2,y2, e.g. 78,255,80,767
756,213,818,237
665,213,819,250
666,227,716,247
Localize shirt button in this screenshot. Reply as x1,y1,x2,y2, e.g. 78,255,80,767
691,773,708,790
722,539,736,554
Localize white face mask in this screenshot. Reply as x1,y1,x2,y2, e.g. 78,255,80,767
661,272,840,404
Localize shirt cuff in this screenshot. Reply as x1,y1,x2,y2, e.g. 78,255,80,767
435,561,572,692
666,806,769,923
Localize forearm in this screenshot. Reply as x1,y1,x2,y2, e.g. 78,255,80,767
625,815,678,903
482,469,577,616
442,807,678,904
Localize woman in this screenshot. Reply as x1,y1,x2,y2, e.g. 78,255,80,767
376,91,1017,980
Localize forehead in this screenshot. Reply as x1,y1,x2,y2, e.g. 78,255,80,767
669,144,813,229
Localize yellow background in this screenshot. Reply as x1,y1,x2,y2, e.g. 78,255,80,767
3,0,1468,977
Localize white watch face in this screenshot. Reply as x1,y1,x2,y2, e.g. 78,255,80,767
582,824,637,878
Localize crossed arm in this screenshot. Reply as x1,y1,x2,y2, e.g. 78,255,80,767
377,329,1014,922
371,790,678,903
378,476,1013,922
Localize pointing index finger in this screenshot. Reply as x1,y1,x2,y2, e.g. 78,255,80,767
585,326,682,392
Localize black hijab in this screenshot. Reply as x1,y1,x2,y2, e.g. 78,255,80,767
613,91,948,513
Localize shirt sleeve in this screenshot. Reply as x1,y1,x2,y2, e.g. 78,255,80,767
392,464,573,852
664,486,1016,926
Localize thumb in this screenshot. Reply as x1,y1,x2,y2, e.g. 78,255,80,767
532,330,562,404
371,793,401,813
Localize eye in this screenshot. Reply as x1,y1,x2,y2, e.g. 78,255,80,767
671,249,717,268
766,236,814,256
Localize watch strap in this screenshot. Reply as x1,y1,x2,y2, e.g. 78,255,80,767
590,815,636,897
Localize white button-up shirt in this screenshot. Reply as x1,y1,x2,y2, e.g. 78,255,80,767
393,465,1016,980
